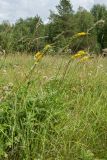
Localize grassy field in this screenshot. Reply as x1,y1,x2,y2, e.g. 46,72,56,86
0,54,107,160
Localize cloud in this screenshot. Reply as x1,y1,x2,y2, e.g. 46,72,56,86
73,0,94,10
0,0,106,23
94,0,107,5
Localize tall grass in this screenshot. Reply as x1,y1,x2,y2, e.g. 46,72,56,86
0,54,107,159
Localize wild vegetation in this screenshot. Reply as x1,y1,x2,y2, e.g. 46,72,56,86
0,0,107,54
1,54,107,159
1,0,107,160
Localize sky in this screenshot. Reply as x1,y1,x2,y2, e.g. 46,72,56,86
0,0,107,23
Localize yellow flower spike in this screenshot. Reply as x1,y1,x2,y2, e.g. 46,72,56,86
34,51,43,61
80,56,90,62
71,50,88,59
76,32,88,37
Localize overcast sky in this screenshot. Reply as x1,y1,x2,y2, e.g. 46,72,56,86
0,0,107,23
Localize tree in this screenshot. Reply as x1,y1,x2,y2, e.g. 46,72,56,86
73,7,98,52
91,4,107,49
47,0,75,47
75,7,94,32
56,0,73,16
11,16,45,52
0,21,12,52
102,16,107,48
0,2,106,54
91,4,107,22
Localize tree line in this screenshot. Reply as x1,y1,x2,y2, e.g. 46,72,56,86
0,0,107,54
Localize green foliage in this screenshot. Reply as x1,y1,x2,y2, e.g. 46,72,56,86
56,0,73,15
47,0,75,47
0,21,12,52
0,16,45,53
0,1,107,54
73,7,98,52
75,7,94,31
91,4,107,22
91,4,107,49
12,17,45,52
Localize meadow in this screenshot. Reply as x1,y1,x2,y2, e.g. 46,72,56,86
0,54,107,160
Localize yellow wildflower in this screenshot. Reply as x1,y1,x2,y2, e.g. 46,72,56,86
80,56,90,62
34,52,43,61
76,32,88,37
71,50,88,59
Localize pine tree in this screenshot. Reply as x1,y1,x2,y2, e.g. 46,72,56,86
47,0,74,47
56,0,73,16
